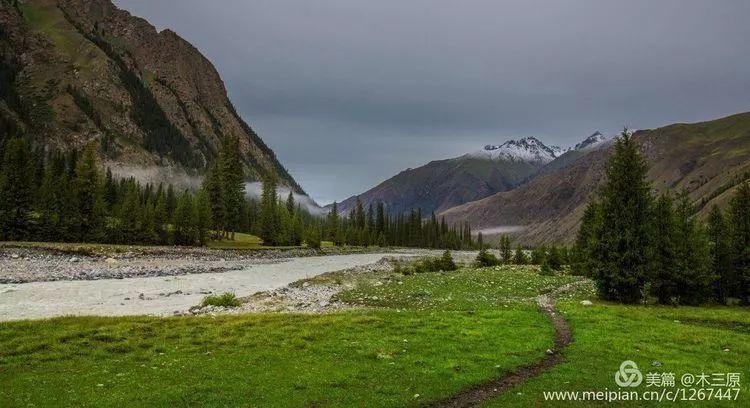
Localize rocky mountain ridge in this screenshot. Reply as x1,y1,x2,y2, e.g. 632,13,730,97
0,0,302,191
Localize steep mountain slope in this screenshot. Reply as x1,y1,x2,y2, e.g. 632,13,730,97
440,112,750,245
336,137,564,215
0,0,301,191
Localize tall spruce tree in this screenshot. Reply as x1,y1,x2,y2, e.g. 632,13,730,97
707,205,733,303
73,145,105,241
591,130,653,303
499,235,512,264
672,190,712,305
327,201,340,245
219,135,245,239
195,189,213,246
259,176,279,246
173,191,197,246
651,192,680,304
571,200,602,277
728,181,750,304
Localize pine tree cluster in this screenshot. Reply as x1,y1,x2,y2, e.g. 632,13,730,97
572,130,750,305
321,198,476,249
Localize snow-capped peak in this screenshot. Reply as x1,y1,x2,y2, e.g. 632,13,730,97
574,131,607,151
471,137,560,164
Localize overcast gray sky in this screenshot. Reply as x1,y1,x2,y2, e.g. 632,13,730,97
116,0,750,204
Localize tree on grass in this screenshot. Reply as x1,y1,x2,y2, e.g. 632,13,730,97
707,205,733,303
499,235,512,264
547,245,563,271
728,181,750,304
513,244,528,265
591,130,653,304
671,190,712,305
530,246,546,265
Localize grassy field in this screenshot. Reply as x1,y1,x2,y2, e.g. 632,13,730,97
1,264,748,406
0,310,550,407
485,302,750,407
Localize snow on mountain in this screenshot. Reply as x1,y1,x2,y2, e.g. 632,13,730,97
574,131,608,151
470,137,560,164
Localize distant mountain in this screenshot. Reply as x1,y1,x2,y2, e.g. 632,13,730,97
0,0,302,191
574,131,607,150
336,135,589,216
440,112,750,245
469,137,562,164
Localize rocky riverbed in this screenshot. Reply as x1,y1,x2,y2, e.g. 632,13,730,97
0,246,322,284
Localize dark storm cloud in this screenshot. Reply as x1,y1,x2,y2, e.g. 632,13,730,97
116,0,750,204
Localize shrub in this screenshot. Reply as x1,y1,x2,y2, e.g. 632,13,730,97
201,292,241,308
400,252,459,274
475,248,500,267
305,227,322,249
439,250,457,271
539,262,555,276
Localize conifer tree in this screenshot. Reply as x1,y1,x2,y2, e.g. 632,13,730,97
0,138,32,240
571,199,603,276
173,191,197,245
305,224,322,249
499,235,512,264
531,246,547,265
165,184,177,219
119,183,142,244
259,176,279,246
195,189,213,246
285,190,295,215
375,202,386,234
154,191,169,243
672,190,712,305
547,245,563,270
591,130,654,303
219,135,245,239
707,205,733,303
651,192,680,304
73,145,105,241
513,244,528,265
327,201,340,245
728,181,750,304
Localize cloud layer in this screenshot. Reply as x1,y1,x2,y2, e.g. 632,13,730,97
116,0,750,204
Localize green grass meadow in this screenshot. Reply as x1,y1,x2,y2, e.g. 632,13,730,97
1,265,748,407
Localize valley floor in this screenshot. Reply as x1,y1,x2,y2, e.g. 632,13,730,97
1,254,748,407
0,244,476,320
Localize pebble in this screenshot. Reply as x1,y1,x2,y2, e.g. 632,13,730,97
580,300,593,306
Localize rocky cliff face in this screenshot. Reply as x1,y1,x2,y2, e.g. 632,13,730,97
0,0,301,191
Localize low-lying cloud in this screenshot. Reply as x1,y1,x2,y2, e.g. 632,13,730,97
244,182,327,216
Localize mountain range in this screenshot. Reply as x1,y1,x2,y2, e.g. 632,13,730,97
440,112,750,244
339,112,750,245
336,134,607,216
0,0,301,191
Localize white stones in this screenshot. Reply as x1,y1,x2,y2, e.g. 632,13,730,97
580,300,593,306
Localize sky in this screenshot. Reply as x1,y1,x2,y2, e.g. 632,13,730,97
115,0,750,205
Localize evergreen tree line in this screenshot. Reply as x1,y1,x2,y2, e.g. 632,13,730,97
0,136,316,246
0,138,214,245
571,130,750,305
0,136,470,249
319,198,476,249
